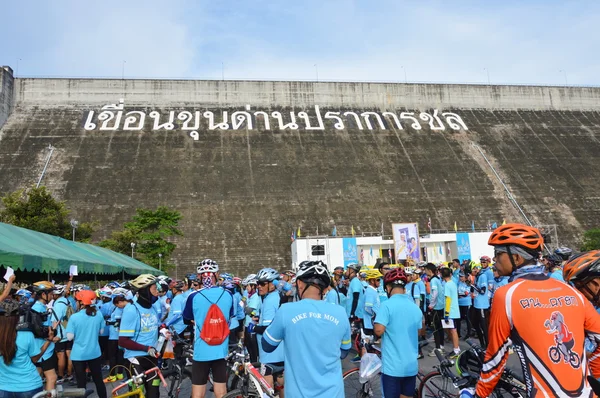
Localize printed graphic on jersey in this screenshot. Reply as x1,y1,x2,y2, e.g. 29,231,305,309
544,311,581,368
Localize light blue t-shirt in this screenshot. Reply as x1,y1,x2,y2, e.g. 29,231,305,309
404,281,414,298
377,279,388,303
165,293,187,334
452,268,460,284
52,297,70,343
346,277,365,318
457,281,472,306
430,276,445,311
109,306,124,341
374,294,422,377
229,292,245,330
263,299,351,398
258,290,285,364
550,269,565,282
66,309,105,361
325,288,342,305
183,287,233,362
444,280,460,319
0,331,42,392
67,295,77,309
32,301,54,361
119,302,159,359
363,286,380,329
99,301,114,337
473,273,490,309
245,292,261,326
491,277,510,299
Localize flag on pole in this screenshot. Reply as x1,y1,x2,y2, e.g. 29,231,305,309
438,244,443,255
427,217,432,231
492,222,497,229
454,221,458,232
297,227,301,238
502,219,506,225
360,249,364,261
471,220,475,231
370,246,373,257
332,226,337,236
291,229,296,242
388,248,392,260
351,225,355,237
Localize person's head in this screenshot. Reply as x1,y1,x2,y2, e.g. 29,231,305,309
112,288,130,308
242,274,258,294
170,280,185,295
53,284,67,298
76,290,98,316
383,268,408,296
480,256,492,268
256,268,279,296
452,259,460,269
441,267,452,280
197,259,219,288
563,250,600,307
333,266,344,279
32,281,55,304
459,272,466,283
488,223,544,276
365,269,382,287
376,260,391,277
471,265,481,276
345,263,361,280
0,301,21,365
424,263,437,277
555,247,573,263
130,274,160,307
295,261,330,300
493,267,500,278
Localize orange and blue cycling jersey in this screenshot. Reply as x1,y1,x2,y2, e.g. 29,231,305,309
476,273,600,398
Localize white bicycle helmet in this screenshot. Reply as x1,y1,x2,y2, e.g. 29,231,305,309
197,259,219,274
130,274,157,290
53,285,66,296
242,274,258,286
256,268,280,283
296,261,330,289
112,287,130,297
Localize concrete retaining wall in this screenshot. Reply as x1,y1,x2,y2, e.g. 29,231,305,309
14,78,600,111
0,67,14,131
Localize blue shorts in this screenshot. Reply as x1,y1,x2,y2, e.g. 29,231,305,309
381,373,416,397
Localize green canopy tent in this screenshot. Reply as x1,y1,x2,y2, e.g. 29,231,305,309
0,222,163,276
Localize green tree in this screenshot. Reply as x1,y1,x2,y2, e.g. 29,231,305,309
581,228,600,251
100,206,182,271
0,186,95,241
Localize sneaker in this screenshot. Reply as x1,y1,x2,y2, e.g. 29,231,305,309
185,358,193,367
56,378,64,385
428,348,445,357
449,350,461,359
350,355,361,363
102,365,110,371
104,375,117,383
417,352,424,359
116,373,124,380
63,375,73,382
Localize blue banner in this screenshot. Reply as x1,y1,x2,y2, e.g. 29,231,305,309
457,233,471,263
343,238,358,268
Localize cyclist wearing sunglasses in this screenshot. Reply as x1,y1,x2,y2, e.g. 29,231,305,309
253,267,285,394
376,259,392,303
466,224,600,398
118,274,161,398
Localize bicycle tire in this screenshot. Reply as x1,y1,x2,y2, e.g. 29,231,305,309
222,389,262,398
418,371,460,398
343,367,383,398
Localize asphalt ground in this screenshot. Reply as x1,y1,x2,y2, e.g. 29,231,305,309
78,336,522,397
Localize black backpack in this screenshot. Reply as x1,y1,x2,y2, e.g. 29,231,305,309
16,305,50,339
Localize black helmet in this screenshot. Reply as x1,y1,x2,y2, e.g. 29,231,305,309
555,247,573,261
346,263,361,273
296,260,331,290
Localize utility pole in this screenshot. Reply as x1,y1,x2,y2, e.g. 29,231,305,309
158,253,163,271
131,242,136,258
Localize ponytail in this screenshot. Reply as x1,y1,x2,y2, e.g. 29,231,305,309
85,305,97,317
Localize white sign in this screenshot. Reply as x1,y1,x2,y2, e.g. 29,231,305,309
69,265,78,276
3,267,14,282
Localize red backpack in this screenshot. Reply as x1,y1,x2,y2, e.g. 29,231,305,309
198,290,230,346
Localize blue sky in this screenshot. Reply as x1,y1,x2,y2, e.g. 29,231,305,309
1,1,598,85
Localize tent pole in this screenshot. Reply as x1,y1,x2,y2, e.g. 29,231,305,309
122,270,124,281
48,272,50,282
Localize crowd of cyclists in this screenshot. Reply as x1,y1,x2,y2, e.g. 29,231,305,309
2,222,600,397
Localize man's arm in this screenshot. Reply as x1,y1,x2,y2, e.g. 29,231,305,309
0,275,15,302
475,287,511,398
261,308,284,353
583,298,600,378
350,292,360,317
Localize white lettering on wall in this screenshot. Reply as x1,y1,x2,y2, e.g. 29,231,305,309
82,100,469,141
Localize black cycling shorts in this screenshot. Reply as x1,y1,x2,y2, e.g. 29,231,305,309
55,340,73,352
192,359,227,385
261,361,284,377
36,351,58,372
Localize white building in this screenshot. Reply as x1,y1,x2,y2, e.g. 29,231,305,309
290,232,494,271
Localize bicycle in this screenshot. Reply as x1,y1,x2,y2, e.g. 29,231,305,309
343,329,384,398
548,337,581,368
32,387,90,398
111,367,168,398
159,327,194,398
417,341,526,398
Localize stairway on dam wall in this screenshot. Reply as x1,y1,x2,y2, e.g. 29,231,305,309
1,69,599,275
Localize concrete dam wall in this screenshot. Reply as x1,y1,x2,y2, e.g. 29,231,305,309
1,67,599,275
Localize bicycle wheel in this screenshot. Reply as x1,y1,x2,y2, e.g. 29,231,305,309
418,371,460,398
343,367,383,398
491,385,526,398
223,389,262,398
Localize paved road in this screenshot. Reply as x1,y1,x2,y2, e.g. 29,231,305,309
82,338,521,397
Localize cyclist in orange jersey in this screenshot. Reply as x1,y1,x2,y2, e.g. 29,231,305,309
468,224,600,398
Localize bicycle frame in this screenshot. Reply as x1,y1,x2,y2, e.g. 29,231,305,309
112,366,168,397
